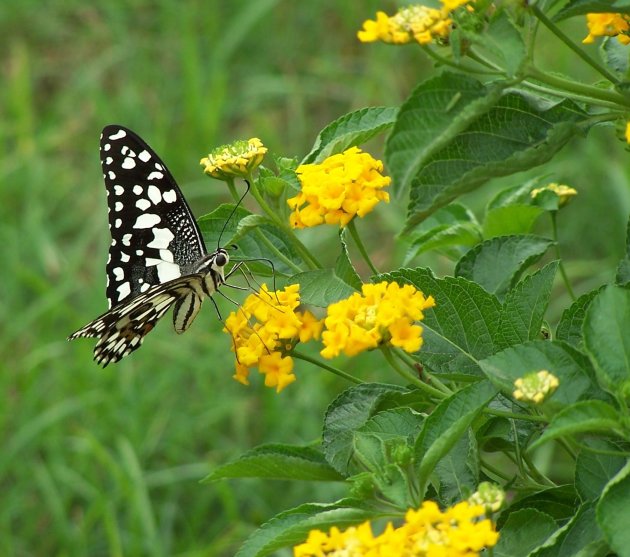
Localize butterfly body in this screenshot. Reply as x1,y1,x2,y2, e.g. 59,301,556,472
69,125,229,367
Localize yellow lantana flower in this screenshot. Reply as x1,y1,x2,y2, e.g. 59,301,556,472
294,500,499,557
320,281,435,359
288,147,391,229
469,482,506,513
224,284,322,392
531,182,577,207
200,138,267,180
513,370,560,404
625,121,630,144
583,13,630,44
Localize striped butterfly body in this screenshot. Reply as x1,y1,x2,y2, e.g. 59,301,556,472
69,125,230,367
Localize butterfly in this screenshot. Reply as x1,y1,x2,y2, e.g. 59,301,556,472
69,125,237,367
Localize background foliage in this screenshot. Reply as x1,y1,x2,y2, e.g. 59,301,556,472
2,1,630,555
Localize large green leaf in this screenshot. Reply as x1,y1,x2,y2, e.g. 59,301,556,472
483,204,544,238
494,509,557,557
597,460,630,557
204,444,343,482
454,235,553,300
235,499,379,557
386,72,505,196
303,106,398,164
556,288,602,348
404,92,587,231
479,10,526,77
290,269,357,307
583,285,630,392
414,380,497,496
616,217,630,285
499,486,578,526
434,430,478,506
383,268,503,377
575,440,628,502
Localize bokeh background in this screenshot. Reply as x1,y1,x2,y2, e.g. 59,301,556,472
2,1,630,555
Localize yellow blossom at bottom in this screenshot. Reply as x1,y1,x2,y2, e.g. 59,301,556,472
294,500,499,557
223,284,322,392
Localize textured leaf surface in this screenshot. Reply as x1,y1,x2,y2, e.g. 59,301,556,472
556,288,602,348
494,509,557,557
483,204,544,238
575,440,627,502
597,460,630,557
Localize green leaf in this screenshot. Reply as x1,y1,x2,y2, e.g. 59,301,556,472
289,269,357,307
322,383,408,476
383,267,502,376
335,231,363,291
555,0,630,21
479,340,607,410
556,288,602,348
530,503,607,557
575,440,628,502
303,106,398,164
482,10,527,77
455,235,553,300
498,261,558,347
235,499,379,557
386,72,505,196
405,92,588,232
204,444,343,482
494,509,557,557
483,204,544,238
500,486,578,526
434,430,478,506
414,380,497,496
530,401,625,451
597,459,630,556
487,179,541,210
602,37,630,79
616,217,630,285
583,285,630,393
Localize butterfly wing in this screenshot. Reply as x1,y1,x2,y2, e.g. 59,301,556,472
101,125,206,309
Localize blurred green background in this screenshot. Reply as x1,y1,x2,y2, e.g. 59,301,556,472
2,1,630,556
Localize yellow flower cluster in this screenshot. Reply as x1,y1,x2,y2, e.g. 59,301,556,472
513,370,560,404
531,182,577,207
357,1,471,45
583,13,630,44
625,121,630,144
200,138,267,180
223,284,322,392
288,147,391,229
320,282,435,359
468,482,505,513
294,500,499,557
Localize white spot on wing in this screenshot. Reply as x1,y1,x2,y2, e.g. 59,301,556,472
117,282,131,299
134,214,161,229
147,171,164,180
113,267,124,281
162,189,177,203
105,157,113,165
159,249,174,262
136,198,151,211
114,185,124,196
147,228,175,249
133,185,142,195
139,150,151,162
140,283,150,292
115,201,123,212
122,157,136,169
104,143,111,151
145,258,181,282
109,129,127,140
122,233,132,246
120,252,130,262
115,218,122,228
108,171,116,180
147,185,162,204
136,249,143,255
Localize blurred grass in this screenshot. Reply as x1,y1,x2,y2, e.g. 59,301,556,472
1,1,629,556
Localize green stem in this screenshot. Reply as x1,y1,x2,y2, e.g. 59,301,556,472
347,219,378,275
292,350,363,384
480,458,512,482
520,79,627,111
421,45,501,75
251,229,303,274
226,178,239,202
380,346,447,399
483,408,547,423
531,5,624,88
523,452,556,487
394,350,453,395
525,65,630,107
551,212,576,301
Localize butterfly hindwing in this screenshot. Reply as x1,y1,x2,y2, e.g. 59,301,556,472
101,125,206,308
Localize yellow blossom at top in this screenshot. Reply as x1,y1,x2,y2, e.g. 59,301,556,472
200,138,267,181
223,284,322,392
583,13,630,44
319,281,435,359
288,147,391,229
357,1,472,46
294,499,499,557
468,482,506,513
531,182,577,207
513,370,560,404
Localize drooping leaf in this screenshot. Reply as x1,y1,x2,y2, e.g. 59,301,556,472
597,460,630,556
481,10,527,77
494,509,557,557
575,440,628,502
434,430,478,506
335,231,363,290
556,288,602,348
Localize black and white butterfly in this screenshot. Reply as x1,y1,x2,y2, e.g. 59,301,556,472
69,125,237,367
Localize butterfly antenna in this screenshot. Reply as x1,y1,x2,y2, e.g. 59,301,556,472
217,180,251,250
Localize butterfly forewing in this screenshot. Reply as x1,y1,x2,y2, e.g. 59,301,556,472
101,125,206,308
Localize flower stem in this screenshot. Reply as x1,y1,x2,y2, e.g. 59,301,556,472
347,219,379,275
394,350,453,395
292,350,363,384
530,5,624,89
551,212,576,301
380,346,447,399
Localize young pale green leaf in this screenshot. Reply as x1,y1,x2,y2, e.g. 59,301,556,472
290,269,357,307
583,285,630,392
434,430,478,506
596,460,630,556
498,262,558,348
556,288,602,348
204,444,343,483
481,10,526,77
479,340,607,410
455,235,553,300
529,503,607,557
384,268,503,376
322,383,408,476
554,0,630,21
302,106,398,164
529,401,625,451
235,499,380,557
494,509,557,557
483,205,545,238
575,440,628,502
386,72,505,196
414,380,497,497
335,231,363,291
405,93,588,232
